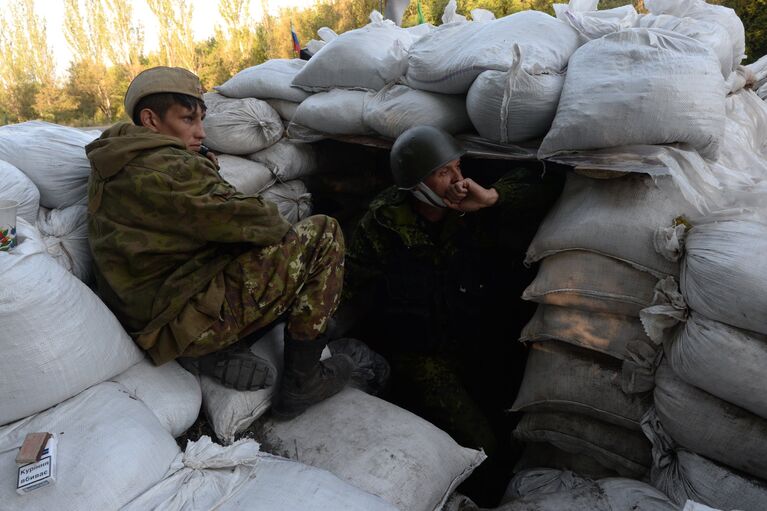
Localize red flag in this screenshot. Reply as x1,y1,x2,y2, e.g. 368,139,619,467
290,21,301,54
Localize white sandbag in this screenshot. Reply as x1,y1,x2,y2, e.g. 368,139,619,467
214,59,312,102
553,1,638,41
637,14,734,78
667,313,767,420
291,12,412,92
522,250,658,316
0,121,98,208
504,468,589,503
265,98,300,122
261,180,312,225
200,323,285,444
514,411,651,477
247,138,319,181
288,89,374,139
511,341,651,430
466,53,565,144
217,154,275,195
496,477,676,511
539,28,726,161
680,220,767,335
645,0,745,68
0,160,40,224
515,442,622,480
405,11,581,94
0,219,144,425
520,304,653,363
0,382,180,510
654,449,767,511
202,97,283,155
654,363,767,480
36,205,91,283
253,387,486,511
362,84,471,140
202,91,229,111
122,436,398,511
111,357,202,438
526,172,696,277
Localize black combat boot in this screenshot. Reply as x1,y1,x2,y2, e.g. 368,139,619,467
179,338,277,391
271,332,354,420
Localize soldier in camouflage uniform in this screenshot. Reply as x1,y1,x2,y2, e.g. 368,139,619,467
339,126,563,503
86,66,352,419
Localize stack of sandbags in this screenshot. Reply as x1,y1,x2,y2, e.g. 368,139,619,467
493,468,677,510
35,206,91,283
638,216,767,511
0,160,40,224
513,171,699,479
121,436,399,511
748,55,767,100
406,10,581,144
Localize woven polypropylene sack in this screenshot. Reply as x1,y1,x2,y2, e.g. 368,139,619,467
215,59,312,102
247,138,319,181
0,160,40,224
261,180,312,225
539,28,726,160
36,205,91,283
203,98,283,155
217,154,275,195
288,89,374,138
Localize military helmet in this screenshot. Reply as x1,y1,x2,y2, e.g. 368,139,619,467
390,126,465,189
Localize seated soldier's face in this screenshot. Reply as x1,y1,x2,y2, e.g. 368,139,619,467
423,159,463,197
148,103,206,152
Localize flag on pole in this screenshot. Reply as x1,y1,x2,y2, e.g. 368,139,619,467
290,21,301,54
416,0,425,24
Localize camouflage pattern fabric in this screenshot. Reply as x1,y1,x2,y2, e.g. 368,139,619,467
86,123,292,364
183,215,345,357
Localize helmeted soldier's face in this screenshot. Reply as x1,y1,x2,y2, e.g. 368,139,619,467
142,103,207,152
422,159,463,198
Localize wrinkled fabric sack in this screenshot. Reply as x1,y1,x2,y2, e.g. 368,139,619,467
203,98,283,155
522,250,659,317
0,160,40,224
215,59,312,103
217,154,275,195
504,468,589,503
406,10,580,94
526,173,696,277
36,205,91,283
681,220,767,335
666,313,767,420
247,138,319,181
265,98,300,122
0,382,180,510
0,220,144,425
0,121,99,208
261,180,312,225
121,436,398,511
514,411,651,477
252,387,486,511
291,12,412,92
553,1,639,41
511,341,651,430
288,89,374,140
515,441,622,480
363,84,471,140
539,28,727,160
654,362,767,480
111,357,202,438
466,55,564,144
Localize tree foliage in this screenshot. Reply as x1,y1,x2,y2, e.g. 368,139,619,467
0,0,765,126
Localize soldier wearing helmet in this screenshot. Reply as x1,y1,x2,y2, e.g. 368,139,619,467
338,125,563,503
85,66,352,419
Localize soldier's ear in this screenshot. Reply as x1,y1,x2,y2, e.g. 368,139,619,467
139,108,163,132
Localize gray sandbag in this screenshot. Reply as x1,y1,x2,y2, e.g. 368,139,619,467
522,250,658,317
203,97,283,155
261,180,312,225
217,154,275,195
511,341,651,430
654,362,767,480
215,59,312,102
514,442,621,480
514,411,650,477
526,172,697,277
667,312,767,419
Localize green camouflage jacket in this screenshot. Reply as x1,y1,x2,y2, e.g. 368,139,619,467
86,123,290,364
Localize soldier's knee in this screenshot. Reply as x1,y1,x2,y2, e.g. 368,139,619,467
301,214,344,248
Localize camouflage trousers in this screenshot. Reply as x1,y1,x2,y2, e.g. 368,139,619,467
182,215,344,357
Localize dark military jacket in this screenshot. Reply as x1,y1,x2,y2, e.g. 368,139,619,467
343,167,561,352
86,123,290,364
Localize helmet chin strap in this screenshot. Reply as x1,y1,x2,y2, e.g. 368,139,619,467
409,182,447,208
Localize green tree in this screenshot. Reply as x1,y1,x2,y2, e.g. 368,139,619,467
146,0,198,71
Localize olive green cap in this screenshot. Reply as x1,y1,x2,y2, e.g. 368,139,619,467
390,126,465,189
124,66,205,118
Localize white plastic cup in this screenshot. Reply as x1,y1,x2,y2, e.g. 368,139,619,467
0,199,18,251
